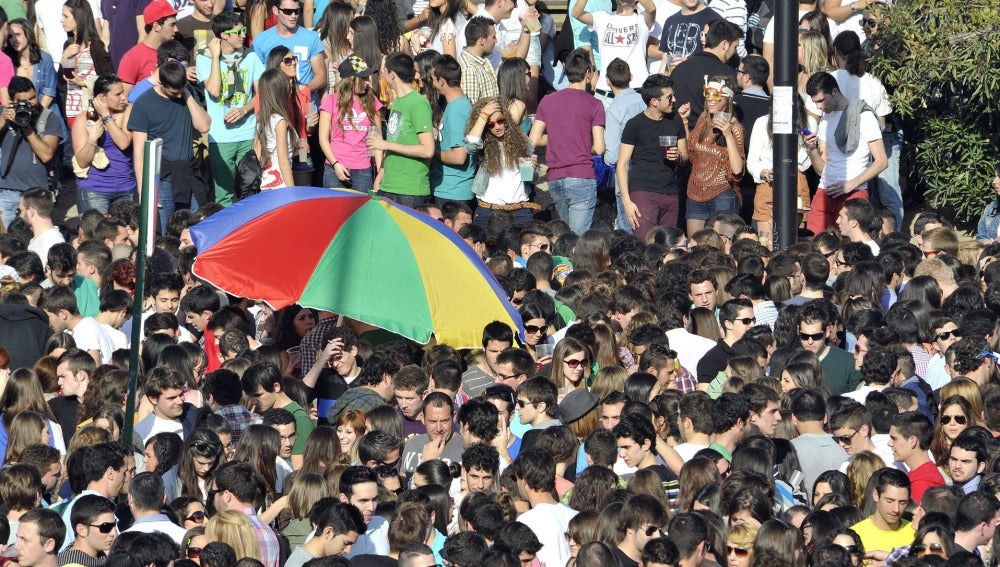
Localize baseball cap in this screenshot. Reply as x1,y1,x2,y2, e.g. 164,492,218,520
338,55,373,80
143,0,178,26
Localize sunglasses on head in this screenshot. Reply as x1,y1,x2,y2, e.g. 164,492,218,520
186,510,207,523
186,547,202,560
911,543,945,556
488,117,507,127
936,329,962,341
88,522,116,534
940,414,968,425
563,358,585,369
524,324,544,334
799,331,825,342
483,386,515,406
726,546,749,558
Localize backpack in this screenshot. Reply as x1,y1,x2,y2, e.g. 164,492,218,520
746,0,774,55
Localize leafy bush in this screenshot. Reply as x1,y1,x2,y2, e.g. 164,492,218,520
870,0,1000,222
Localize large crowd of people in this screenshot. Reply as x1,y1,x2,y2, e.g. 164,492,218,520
0,0,998,566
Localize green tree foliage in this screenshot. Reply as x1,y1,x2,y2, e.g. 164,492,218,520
870,0,1000,222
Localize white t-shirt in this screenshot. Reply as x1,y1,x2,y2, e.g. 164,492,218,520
430,13,467,54
590,11,651,90
142,415,184,443
818,106,882,190
674,442,709,462
69,317,116,363
101,323,129,351
482,148,528,205
831,69,892,117
518,503,578,567
763,8,819,44
665,328,715,376
28,227,65,265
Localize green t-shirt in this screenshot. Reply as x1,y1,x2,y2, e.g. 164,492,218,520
72,275,99,318
0,0,26,22
382,90,433,196
282,400,315,456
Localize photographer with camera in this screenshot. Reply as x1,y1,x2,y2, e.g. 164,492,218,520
0,76,62,229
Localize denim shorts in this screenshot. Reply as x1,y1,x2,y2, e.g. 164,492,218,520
685,189,738,220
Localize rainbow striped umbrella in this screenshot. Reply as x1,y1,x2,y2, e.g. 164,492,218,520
190,187,523,347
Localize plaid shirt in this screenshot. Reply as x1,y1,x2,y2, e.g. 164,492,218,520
675,365,699,394
300,317,340,375
241,507,281,567
215,405,260,445
459,49,498,104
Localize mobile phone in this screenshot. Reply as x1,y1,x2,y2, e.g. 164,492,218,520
801,128,813,136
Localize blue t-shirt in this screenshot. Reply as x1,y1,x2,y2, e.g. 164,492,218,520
432,96,474,201
252,26,324,88
196,49,265,143
571,0,612,67
127,88,194,163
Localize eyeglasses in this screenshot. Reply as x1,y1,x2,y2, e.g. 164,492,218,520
278,6,301,14
936,329,962,341
863,18,878,27
940,414,968,425
799,331,825,342
563,358,585,369
726,546,749,558
281,56,299,66
642,525,663,537
495,372,523,382
730,317,756,325
516,399,535,408
488,117,507,127
222,27,247,37
88,522,116,534
911,543,945,557
185,511,207,523
524,324,544,334
833,428,861,445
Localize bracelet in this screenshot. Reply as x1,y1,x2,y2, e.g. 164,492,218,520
101,115,113,124
479,112,490,120
332,160,340,167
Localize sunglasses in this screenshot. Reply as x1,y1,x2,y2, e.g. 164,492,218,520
488,117,507,127
799,331,825,342
186,547,202,560
940,414,968,425
726,546,749,558
222,27,247,37
863,18,878,27
524,324,544,334
936,329,962,341
833,428,860,445
563,358,585,368
843,545,860,556
912,543,945,556
483,386,515,406
703,87,728,101
88,522,116,534
278,6,301,14
186,510,207,523
730,317,756,325
643,525,663,537
515,399,535,408
282,56,299,65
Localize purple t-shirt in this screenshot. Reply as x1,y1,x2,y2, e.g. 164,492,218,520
536,88,605,181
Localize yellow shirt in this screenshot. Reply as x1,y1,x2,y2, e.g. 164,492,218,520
851,517,915,553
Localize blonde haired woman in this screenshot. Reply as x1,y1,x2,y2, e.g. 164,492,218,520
205,510,261,562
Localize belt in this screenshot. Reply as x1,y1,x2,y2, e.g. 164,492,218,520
595,89,615,98
477,199,542,211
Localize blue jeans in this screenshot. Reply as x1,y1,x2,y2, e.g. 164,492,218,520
473,205,535,227
323,163,374,192
548,176,596,236
380,191,427,208
877,130,904,230
77,187,134,214
614,175,633,233
157,178,174,235
0,189,20,229
685,189,739,220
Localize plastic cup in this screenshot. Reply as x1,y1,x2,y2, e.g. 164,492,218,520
518,157,534,182
525,18,541,33
717,111,732,123
535,343,553,358
659,135,678,158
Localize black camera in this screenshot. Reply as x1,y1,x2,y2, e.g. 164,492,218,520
11,100,37,129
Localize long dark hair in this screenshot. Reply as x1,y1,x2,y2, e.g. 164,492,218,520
63,0,103,48
3,19,41,65
428,0,464,39
498,57,529,105
177,428,224,499
317,2,353,59
349,16,382,72
833,30,866,77
364,0,403,55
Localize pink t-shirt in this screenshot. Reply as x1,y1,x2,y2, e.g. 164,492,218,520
319,93,382,170
0,52,14,88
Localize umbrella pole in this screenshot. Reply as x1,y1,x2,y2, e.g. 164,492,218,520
124,138,163,449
